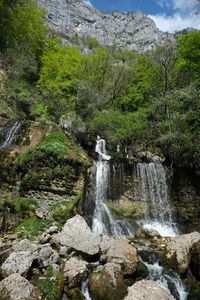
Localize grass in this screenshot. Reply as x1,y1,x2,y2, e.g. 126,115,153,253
17,216,52,240
50,193,83,223
106,200,136,219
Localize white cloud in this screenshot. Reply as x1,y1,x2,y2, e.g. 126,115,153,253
151,0,200,32
82,0,93,7
150,13,200,33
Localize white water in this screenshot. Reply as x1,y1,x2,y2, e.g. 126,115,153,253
136,162,179,237
81,278,91,300
0,121,21,149
92,137,132,236
144,260,188,300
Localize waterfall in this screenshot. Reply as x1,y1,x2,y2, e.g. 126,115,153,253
0,121,21,149
136,162,178,237
92,137,132,236
81,278,91,300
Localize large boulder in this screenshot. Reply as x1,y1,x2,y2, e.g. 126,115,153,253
0,273,41,300
89,262,125,300
63,257,88,288
51,215,101,257
161,232,200,274
100,236,139,275
1,240,38,277
124,280,175,300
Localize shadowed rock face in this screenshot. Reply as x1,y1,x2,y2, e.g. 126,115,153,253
39,0,174,53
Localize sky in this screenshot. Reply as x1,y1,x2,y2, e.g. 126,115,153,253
82,0,200,33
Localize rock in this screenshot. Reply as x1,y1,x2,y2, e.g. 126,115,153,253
1,240,38,277
39,0,175,54
89,263,125,300
51,214,101,257
0,273,41,300
137,151,164,163
38,244,59,268
124,280,175,300
63,257,88,288
191,240,200,280
100,236,139,275
161,232,200,274
135,228,161,238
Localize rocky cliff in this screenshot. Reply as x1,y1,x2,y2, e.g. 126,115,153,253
39,0,174,53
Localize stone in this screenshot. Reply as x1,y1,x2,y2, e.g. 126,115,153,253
161,232,200,274
0,273,41,300
135,228,161,238
100,236,139,275
38,0,175,54
124,280,175,300
51,214,101,257
89,263,125,300
38,244,59,268
63,257,88,288
1,240,38,277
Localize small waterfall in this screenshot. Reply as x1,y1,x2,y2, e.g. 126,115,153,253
136,162,178,237
0,121,21,149
92,137,132,236
144,259,188,300
81,278,91,300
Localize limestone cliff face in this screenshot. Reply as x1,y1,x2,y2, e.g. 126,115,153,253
39,0,174,53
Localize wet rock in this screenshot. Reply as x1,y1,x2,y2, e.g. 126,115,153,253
124,280,175,300
135,228,161,238
89,262,125,300
63,257,88,288
161,232,200,274
0,273,41,300
51,215,101,257
100,236,139,275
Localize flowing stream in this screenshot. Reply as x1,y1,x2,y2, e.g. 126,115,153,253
135,162,179,237
92,137,132,236
0,121,21,149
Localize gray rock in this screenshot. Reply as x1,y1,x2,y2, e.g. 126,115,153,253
0,273,41,300
39,0,174,53
124,280,175,300
63,257,88,288
1,240,38,277
51,214,101,257
162,232,200,274
100,236,139,275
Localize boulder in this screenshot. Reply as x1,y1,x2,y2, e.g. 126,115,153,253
100,236,139,275
1,240,38,277
124,280,175,300
63,257,88,288
161,232,200,274
89,263,125,300
135,228,161,238
0,273,41,300
51,215,101,257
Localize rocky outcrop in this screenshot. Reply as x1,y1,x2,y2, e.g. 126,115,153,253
100,236,139,275
191,240,200,280
124,280,175,300
39,0,174,53
1,239,59,278
51,214,101,257
161,232,200,274
0,273,41,300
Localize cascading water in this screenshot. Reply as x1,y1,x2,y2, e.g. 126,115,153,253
92,137,132,236
135,162,179,237
143,256,188,300
0,121,21,149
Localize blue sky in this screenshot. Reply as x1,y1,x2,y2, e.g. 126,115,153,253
82,0,200,33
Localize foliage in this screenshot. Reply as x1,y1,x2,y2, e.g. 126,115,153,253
17,216,52,240
50,193,83,222
39,265,64,300
0,197,38,218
